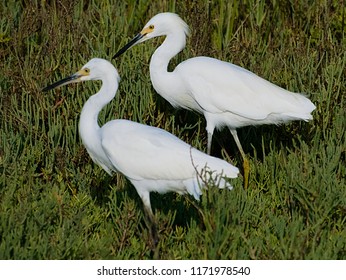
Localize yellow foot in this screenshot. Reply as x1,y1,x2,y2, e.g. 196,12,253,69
243,158,250,189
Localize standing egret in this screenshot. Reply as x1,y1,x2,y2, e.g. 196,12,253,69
112,12,316,189
43,58,239,244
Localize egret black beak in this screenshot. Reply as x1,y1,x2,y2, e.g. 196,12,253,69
42,73,82,92
112,33,144,59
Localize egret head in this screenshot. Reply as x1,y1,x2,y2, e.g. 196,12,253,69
43,58,119,92
112,12,190,59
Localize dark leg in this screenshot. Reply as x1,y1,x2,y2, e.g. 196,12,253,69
230,129,250,189
143,206,159,248
134,188,159,248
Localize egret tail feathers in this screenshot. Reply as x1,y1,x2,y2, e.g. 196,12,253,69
282,93,316,122
185,150,239,200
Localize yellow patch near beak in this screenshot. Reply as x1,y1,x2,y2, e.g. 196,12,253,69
77,68,90,76
140,25,154,36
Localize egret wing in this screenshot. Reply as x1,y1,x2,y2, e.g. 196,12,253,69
178,57,303,120
100,120,200,181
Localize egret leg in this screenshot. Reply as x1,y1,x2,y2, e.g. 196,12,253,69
143,206,159,247
206,121,215,155
229,129,249,189
135,188,159,246
207,132,213,155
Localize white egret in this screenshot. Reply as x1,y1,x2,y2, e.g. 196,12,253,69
43,58,239,244
112,12,316,189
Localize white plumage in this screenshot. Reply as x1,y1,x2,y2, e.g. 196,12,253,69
113,12,316,188
43,58,239,242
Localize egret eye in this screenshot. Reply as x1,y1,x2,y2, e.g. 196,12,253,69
84,68,90,74
149,24,154,30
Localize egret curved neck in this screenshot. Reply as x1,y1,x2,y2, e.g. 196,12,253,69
79,76,117,140
149,31,186,75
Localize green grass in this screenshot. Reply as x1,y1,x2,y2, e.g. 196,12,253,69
0,0,345,259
